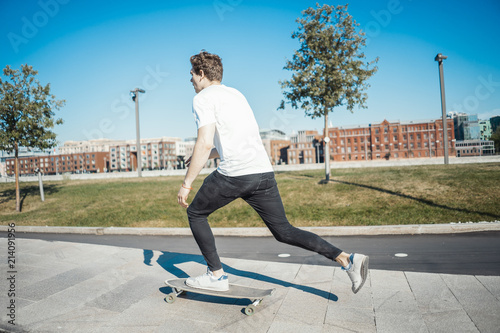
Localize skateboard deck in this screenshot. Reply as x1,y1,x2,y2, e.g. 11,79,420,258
164,278,275,315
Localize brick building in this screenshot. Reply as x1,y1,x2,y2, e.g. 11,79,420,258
284,119,455,164
268,140,291,165
260,130,290,165
327,119,454,161
287,130,322,165
5,152,109,176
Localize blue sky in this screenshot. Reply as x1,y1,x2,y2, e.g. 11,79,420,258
1,0,499,144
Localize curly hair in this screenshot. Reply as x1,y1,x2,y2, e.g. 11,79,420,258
190,51,223,82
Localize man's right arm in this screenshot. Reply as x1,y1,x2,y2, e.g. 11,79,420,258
177,123,216,208
185,147,219,167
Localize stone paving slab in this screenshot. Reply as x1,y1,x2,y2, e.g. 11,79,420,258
1,238,499,333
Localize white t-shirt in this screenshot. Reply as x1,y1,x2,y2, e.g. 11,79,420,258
192,84,273,177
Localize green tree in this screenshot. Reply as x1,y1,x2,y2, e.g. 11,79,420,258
279,4,378,181
0,64,64,212
491,127,500,153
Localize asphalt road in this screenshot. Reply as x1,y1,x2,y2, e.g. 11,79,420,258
3,231,500,276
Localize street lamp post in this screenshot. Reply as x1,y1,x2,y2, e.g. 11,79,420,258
435,53,449,165
315,142,320,163
130,88,145,177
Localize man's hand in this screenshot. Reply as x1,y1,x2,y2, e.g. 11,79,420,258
177,186,191,208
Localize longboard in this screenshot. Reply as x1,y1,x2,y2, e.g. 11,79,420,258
164,278,275,316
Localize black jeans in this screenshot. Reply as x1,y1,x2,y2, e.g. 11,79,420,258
186,170,343,271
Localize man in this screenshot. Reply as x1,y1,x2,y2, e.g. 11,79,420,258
177,51,369,294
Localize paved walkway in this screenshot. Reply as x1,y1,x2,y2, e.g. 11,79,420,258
1,237,499,333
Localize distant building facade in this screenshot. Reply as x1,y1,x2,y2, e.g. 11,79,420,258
108,138,179,172
1,147,55,177
260,129,289,165
5,152,109,176
5,137,184,176
10,113,497,176
286,119,455,164
268,140,291,165
479,120,492,140
490,116,500,134
450,112,480,140
59,139,119,154
455,140,495,157
287,130,322,165
331,119,454,161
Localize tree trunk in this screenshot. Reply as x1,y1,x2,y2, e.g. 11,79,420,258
324,112,330,182
14,142,20,212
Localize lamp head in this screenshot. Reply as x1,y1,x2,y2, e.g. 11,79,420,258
435,53,448,62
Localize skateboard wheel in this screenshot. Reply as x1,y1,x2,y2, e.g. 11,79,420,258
245,304,256,316
165,293,177,304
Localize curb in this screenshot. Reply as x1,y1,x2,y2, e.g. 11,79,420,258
2,221,499,237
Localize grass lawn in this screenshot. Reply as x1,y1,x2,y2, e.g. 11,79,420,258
1,163,499,228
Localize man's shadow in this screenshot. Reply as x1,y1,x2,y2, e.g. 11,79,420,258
144,250,338,303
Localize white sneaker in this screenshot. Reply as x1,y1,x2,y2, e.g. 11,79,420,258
186,268,229,291
344,253,369,294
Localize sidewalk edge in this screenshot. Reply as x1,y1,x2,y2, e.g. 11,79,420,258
1,222,499,236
